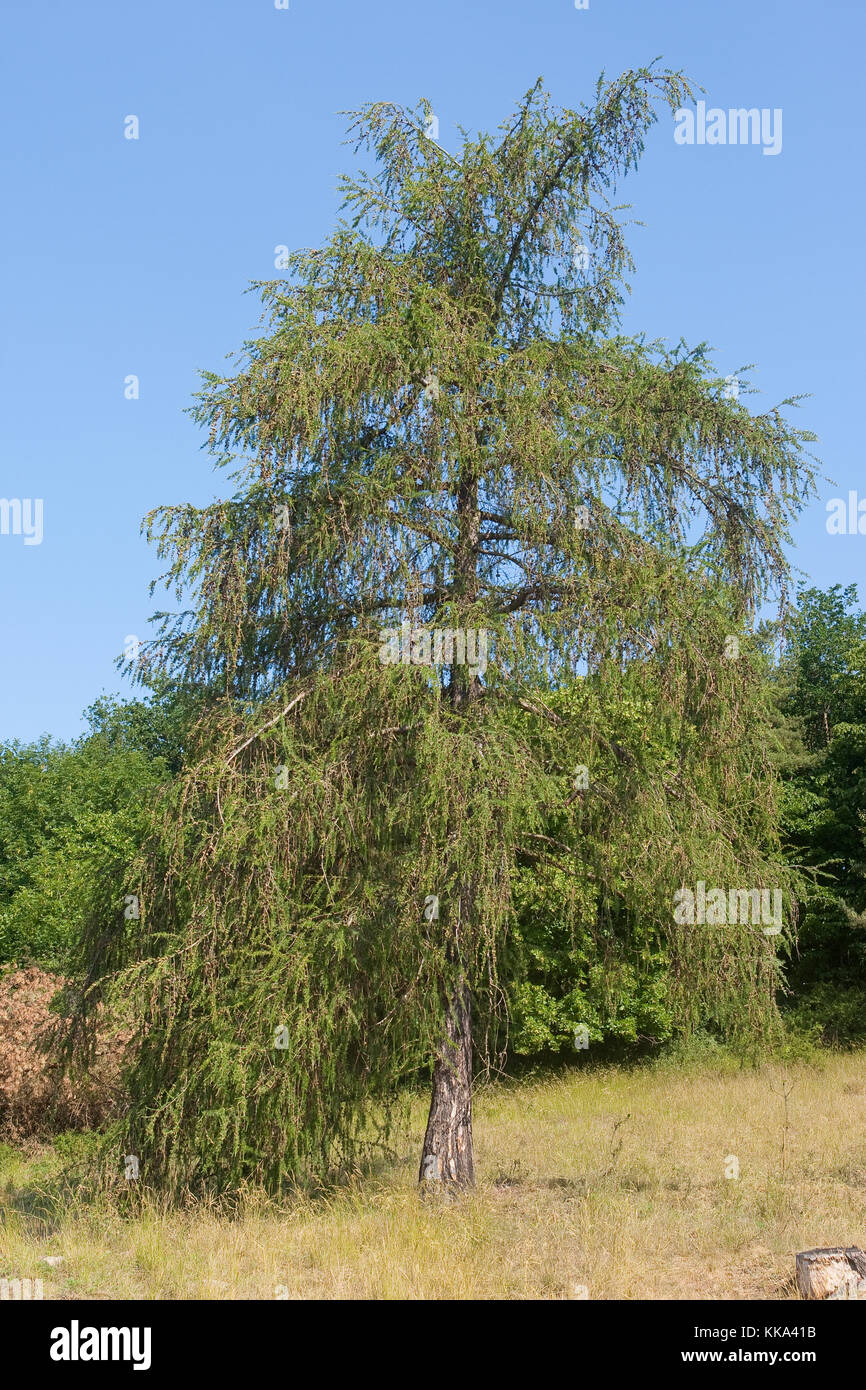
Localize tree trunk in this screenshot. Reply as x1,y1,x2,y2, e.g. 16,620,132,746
419,982,475,1190
417,394,481,1195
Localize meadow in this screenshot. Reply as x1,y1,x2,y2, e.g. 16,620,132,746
2,1050,864,1301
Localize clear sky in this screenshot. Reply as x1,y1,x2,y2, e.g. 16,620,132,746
1,0,863,743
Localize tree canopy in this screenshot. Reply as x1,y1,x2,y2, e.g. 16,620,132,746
72,65,817,1195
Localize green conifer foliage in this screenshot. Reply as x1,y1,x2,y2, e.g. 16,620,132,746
74,67,816,1193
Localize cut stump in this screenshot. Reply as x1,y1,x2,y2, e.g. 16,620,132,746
796,1247,866,1300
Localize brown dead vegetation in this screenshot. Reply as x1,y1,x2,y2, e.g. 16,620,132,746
0,967,128,1139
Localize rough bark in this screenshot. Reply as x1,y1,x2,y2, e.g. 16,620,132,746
418,982,475,1190
796,1247,866,1300
417,390,482,1194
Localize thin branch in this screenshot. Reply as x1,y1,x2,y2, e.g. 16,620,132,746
225,691,309,765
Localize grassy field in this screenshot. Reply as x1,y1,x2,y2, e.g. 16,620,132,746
2,1050,865,1300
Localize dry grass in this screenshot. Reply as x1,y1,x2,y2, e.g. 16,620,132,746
2,1050,865,1300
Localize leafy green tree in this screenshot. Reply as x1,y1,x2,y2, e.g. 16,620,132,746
83,684,198,775
784,586,866,746
776,586,866,1041
76,66,816,1195
0,693,188,970
506,648,790,1055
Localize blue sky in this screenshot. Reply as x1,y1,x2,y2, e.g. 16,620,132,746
1,0,863,742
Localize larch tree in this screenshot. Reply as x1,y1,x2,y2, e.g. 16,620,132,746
74,65,816,1196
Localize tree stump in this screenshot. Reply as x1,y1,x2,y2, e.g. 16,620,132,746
796,1247,866,1300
